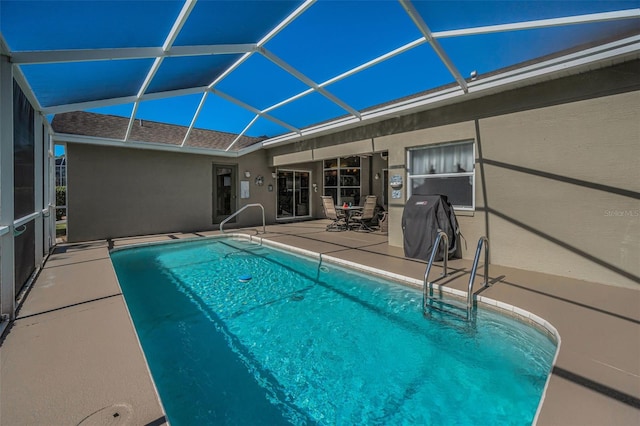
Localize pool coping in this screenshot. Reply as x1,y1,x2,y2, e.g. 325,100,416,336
106,243,170,425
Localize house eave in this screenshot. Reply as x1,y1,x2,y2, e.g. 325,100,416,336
52,132,244,158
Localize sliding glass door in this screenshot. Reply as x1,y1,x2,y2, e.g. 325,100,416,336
276,170,310,220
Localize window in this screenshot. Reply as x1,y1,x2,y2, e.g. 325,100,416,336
324,157,361,205
408,141,474,210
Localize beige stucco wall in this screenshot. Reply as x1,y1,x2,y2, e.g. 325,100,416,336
67,144,276,241
378,91,640,289
477,91,639,288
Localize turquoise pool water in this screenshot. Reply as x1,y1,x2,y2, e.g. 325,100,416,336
111,237,556,425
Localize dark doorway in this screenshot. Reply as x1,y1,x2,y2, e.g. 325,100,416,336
212,164,237,224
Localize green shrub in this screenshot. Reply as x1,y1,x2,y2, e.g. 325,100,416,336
56,186,66,220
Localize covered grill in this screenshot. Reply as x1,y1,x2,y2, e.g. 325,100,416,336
401,194,460,261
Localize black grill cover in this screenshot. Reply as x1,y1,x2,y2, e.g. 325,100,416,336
402,194,459,261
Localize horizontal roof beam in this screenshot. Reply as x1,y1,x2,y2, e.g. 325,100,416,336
10,9,637,65
10,44,257,65
52,132,242,157
433,9,640,38
41,85,209,115
467,35,640,92
41,95,139,115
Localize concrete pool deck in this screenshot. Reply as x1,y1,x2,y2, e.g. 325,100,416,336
1,220,638,425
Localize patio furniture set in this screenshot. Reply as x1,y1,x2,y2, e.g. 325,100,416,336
321,195,383,232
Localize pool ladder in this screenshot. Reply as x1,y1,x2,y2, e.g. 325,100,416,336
219,203,266,234
423,233,490,321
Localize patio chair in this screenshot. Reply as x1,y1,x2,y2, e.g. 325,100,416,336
350,195,377,232
321,196,347,231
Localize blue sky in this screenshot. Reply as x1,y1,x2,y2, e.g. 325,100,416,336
3,0,639,139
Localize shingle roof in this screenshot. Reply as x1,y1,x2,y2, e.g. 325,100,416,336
51,111,266,151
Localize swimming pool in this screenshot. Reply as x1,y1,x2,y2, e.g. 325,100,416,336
111,236,557,425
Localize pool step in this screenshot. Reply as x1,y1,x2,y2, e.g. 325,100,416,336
424,295,472,322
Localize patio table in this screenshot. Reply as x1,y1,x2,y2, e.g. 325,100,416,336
335,205,363,230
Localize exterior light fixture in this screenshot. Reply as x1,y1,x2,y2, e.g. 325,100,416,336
244,171,251,178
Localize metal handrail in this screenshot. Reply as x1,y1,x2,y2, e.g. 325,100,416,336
467,236,489,313
422,230,449,312
13,211,40,228
219,203,266,234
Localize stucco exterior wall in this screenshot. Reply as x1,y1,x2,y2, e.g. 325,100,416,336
377,91,639,289
476,91,639,288
66,144,275,241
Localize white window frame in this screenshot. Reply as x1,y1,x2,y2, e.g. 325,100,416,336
407,140,476,211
